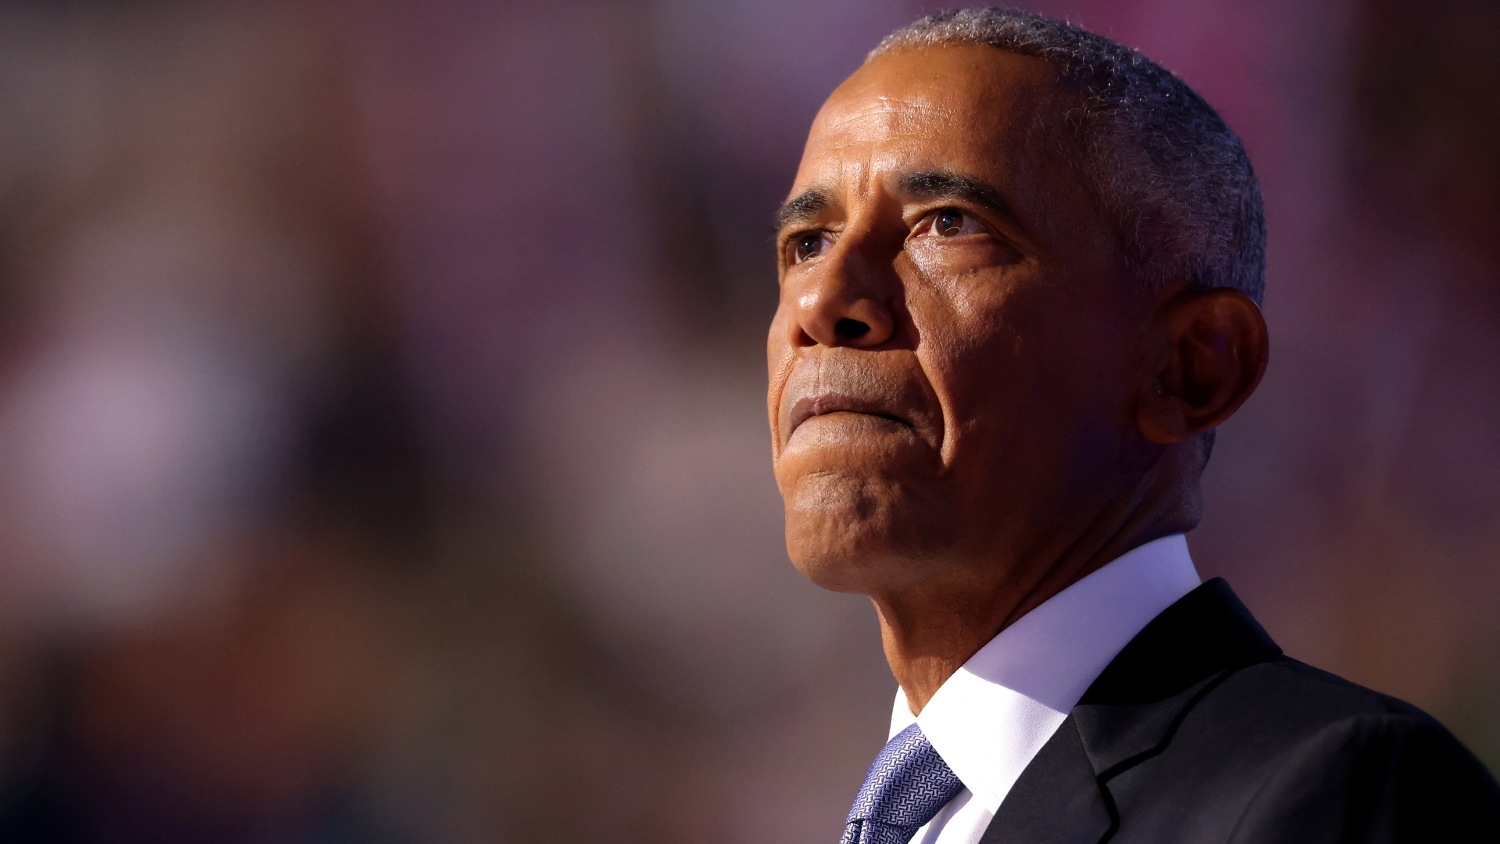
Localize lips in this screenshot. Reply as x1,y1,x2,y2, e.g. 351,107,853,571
789,394,911,434
777,355,936,451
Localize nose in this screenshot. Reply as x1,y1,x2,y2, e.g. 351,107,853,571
784,244,897,349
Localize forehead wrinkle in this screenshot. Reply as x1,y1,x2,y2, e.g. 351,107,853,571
797,103,957,215
815,92,956,147
789,151,877,223
792,53,1079,244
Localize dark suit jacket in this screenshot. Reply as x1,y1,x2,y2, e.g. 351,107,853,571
980,578,1500,843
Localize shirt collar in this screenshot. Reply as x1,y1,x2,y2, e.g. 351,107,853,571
888,534,1201,813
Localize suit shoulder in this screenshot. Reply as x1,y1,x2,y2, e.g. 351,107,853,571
1217,655,1435,727
1192,655,1500,802
1103,655,1500,842
1214,659,1500,841
1191,654,1482,767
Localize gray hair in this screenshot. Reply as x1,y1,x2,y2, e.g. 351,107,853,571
871,7,1266,304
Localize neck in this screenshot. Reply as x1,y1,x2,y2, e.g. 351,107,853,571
874,490,1196,714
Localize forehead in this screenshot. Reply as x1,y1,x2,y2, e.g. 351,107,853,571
793,45,1072,206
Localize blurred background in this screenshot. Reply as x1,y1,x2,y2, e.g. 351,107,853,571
0,0,1495,840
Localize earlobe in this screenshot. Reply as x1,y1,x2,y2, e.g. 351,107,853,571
1136,289,1268,445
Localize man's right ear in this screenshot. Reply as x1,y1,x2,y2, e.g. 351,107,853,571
1135,288,1269,445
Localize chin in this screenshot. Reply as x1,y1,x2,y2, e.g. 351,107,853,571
786,537,881,594
780,458,954,590
780,476,943,595
785,534,950,596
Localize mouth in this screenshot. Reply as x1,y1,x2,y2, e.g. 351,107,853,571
788,394,912,436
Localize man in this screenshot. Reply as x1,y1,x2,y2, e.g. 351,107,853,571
767,7,1500,843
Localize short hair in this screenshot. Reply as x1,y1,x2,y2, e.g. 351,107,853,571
871,7,1266,304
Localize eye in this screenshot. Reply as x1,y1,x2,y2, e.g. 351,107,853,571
791,231,831,263
916,208,986,238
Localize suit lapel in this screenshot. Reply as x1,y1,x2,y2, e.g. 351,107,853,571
980,579,1280,843
978,716,1114,844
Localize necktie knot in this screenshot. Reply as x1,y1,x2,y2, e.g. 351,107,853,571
839,723,964,844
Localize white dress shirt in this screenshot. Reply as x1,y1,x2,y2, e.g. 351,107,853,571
887,534,1201,844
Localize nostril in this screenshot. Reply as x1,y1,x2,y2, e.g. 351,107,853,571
834,318,870,339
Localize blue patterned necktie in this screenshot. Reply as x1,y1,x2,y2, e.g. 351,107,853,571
839,722,965,844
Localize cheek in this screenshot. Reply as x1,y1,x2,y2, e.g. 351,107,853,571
914,284,1023,399
912,259,1025,351
917,280,1120,474
766,308,797,445
905,238,1026,285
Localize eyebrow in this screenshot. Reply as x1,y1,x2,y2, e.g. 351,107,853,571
897,170,1025,230
772,188,834,235
771,172,1027,238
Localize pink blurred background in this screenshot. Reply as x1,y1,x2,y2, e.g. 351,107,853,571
0,0,1495,840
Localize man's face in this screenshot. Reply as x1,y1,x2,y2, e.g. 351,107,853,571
767,45,1158,596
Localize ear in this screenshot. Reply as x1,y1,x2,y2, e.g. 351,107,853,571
1136,289,1269,445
